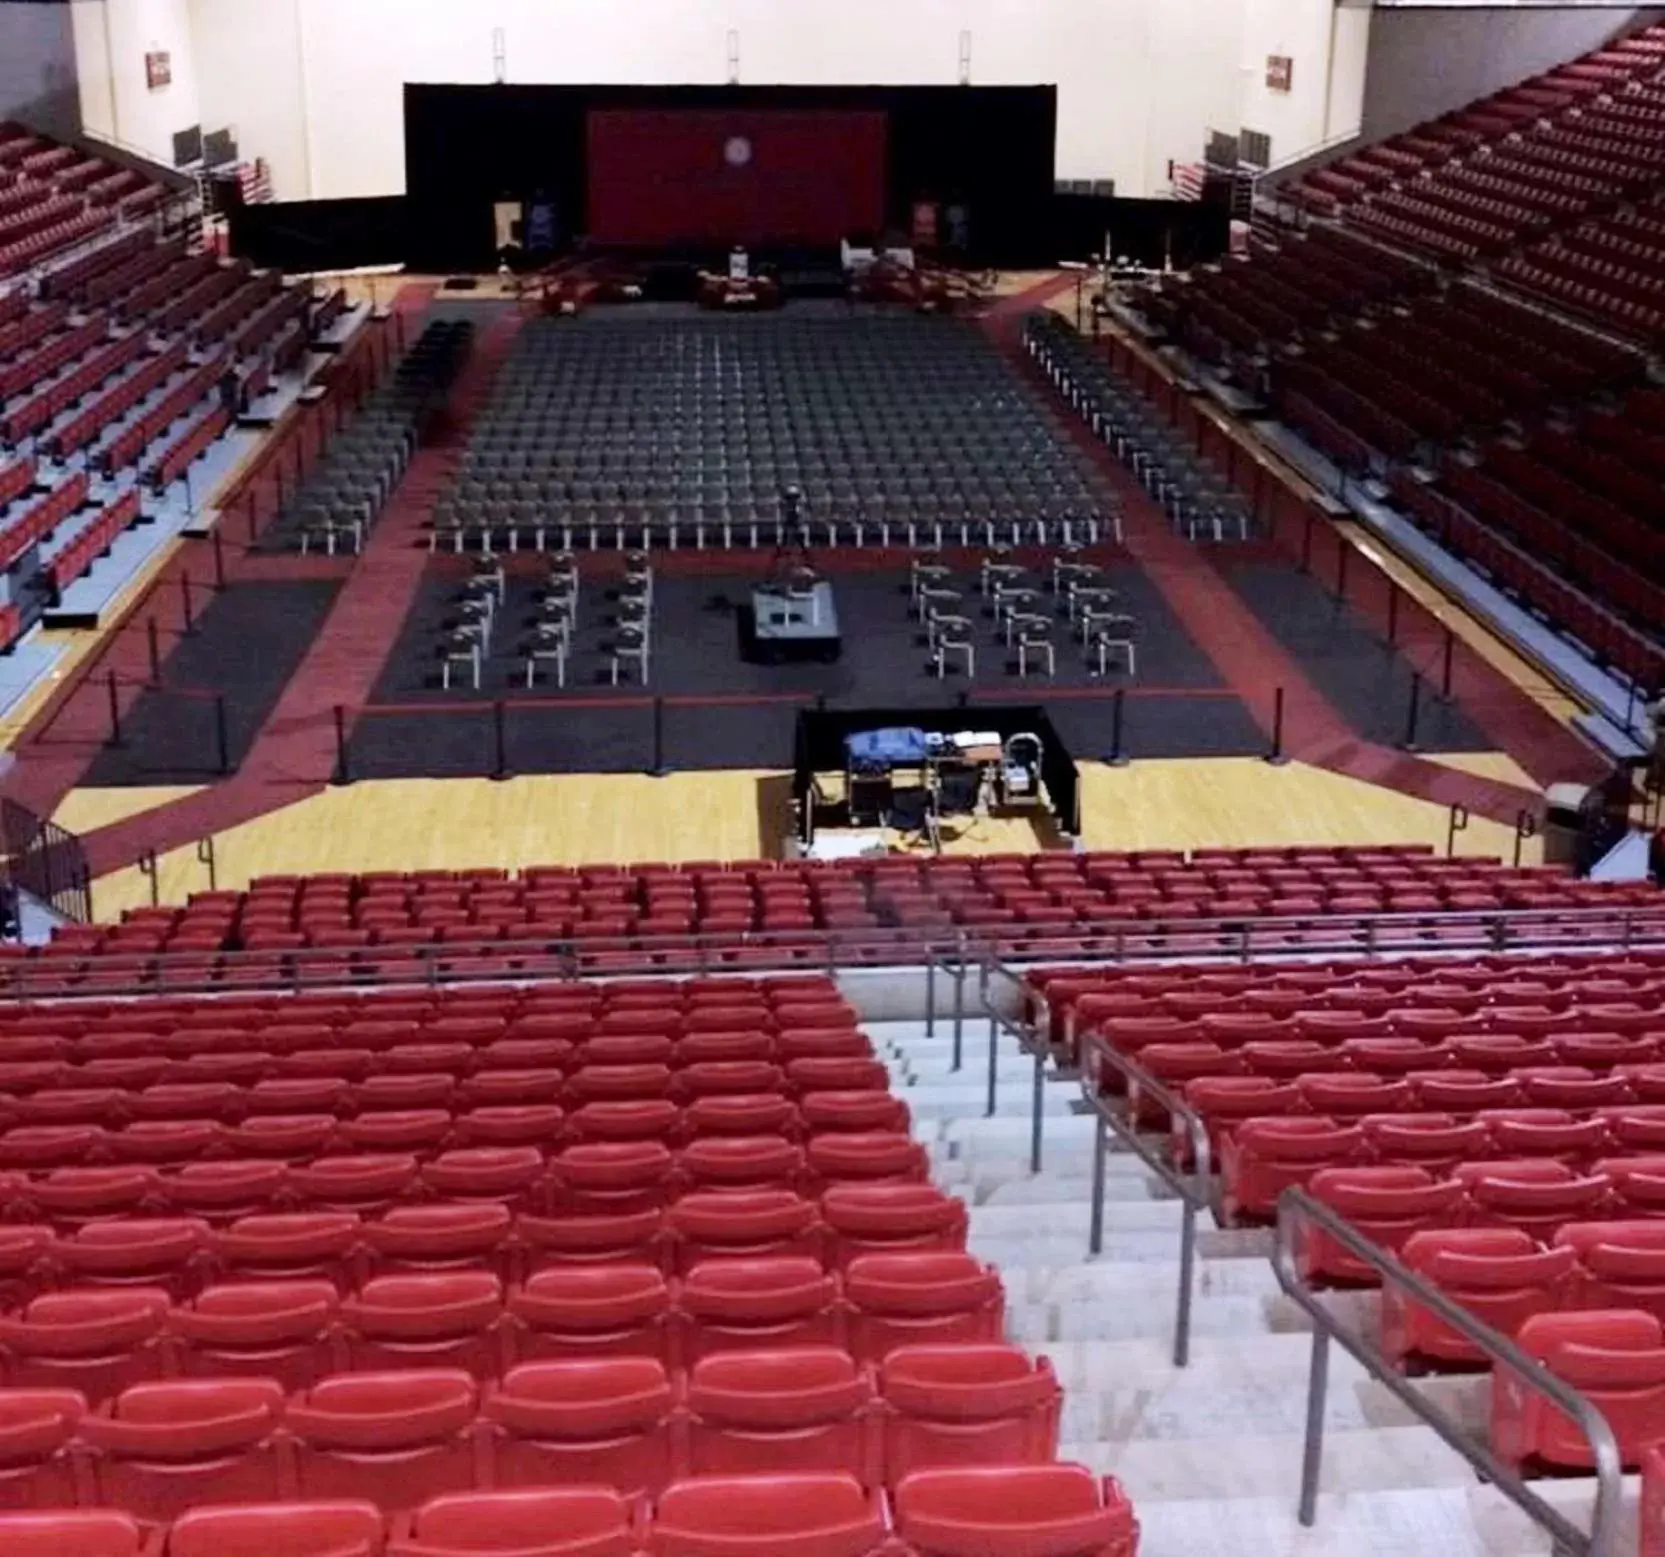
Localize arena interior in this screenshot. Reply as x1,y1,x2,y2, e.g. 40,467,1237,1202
0,1,1663,1553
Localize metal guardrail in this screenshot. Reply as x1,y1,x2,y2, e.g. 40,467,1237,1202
922,933,970,1071
1274,1189,1622,1557
977,953,1052,1170
1079,1032,1214,1367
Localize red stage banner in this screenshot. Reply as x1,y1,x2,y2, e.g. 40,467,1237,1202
586,108,888,247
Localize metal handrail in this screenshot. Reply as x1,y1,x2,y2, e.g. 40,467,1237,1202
1079,1032,1213,1367
977,952,1053,1171
1274,1189,1622,1557
922,931,970,1071
15,901,1665,1001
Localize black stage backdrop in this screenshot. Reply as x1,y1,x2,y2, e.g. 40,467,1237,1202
403,83,1058,272
228,194,408,274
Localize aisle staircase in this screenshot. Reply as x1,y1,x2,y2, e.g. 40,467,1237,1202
870,1016,1637,1556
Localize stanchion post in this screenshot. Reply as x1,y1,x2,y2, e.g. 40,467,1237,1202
211,527,225,590
1334,539,1348,604
1299,510,1314,573
331,704,351,786
180,573,196,635
491,699,508,782
1439,628,1455,701
1446,802,1470,859
650,696,666,777
104,670,122,748
146,618,161,685
1108,687,1130,768
1386,582,1399,647
214,695,230,775
1266,686,1289,766
1401,671,1423,752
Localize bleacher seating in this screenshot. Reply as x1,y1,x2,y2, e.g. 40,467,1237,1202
0,970,1137,1556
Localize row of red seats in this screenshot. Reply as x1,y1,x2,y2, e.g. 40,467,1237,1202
116,353,227,485
233,287,307,359
84,342,194,474
0,194,85,245
145,402,229,494
0,455,32,508
0,1467,1139,1557
1389,468,1665,687
44,334,161,459
0,472,87,571
78,237,186,309
0,1250,1004,1391
0,299,67,358
43,489,140,596
0,1345,1060,1516
0,209,112,281
153,262,252,335
196,274,282,347
0,310,106,402
0,1184,966,1290
120,254,219,324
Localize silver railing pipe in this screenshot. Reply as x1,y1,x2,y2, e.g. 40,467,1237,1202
1274,1188,1622,1557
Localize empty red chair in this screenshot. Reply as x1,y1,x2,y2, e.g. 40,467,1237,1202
507,1263,675,1364
0,1509,149,1557
212,1212,362,1285
807,1133,928,1189
0,1287,170,1397
685,1345,876,1483
1362,1114,1490,1172
879,1343,1059,1483
0,1386,83,1510
1296,1074,1412,1119
170,1280,342,1392
0,1227,55,1310
550,1143,675,1215
453,1104,567,1149
667,1190,822,1270
1302,1168,1465,1284
1556,1221,1665,1321
821,1185,966,1268
1384,1229,1575,1366
568,1101,682,1144
169,1500,385,1557
1497,1309,1665,1469
649,1472,888,1557
482,1357,675,1496
364,1203,515,1278
222,1114,340,1160
421,1148,547,1205
287,1368,478,1510
514,1208,666,1271
390,1487,636,1557
82,1376,286,1519
679,1257,842,1361
893,1463,1138,1557
30,1166,158,1222
289,1154,419,1214
683,1093,799,1139
844,1253,1002,1362
1222,1118,1363,1222
158,1161,289,1221
343,1271,505,1378
800,1091,910,1135
1477,1108,1608,1160
1455,1158,1610,1240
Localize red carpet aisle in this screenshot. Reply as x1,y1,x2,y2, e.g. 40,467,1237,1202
75,305,527,877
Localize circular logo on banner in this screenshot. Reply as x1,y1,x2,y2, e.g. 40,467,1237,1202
723,135,753,167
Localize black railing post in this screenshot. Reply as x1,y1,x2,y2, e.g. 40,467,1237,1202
1400,671,1423,752
1334,541,1348,604
104,670,123,748
1439,628,1455,701
491,699,508,781
146,617,161,685
331,704,351,785
1446,803,1470,858
1266,686,1289,766
196,834,218,892
1385,583,1399,648
650,696,666,777
211,527,225,590
180,573,196,635
214,694,230,775
1108,687,1130,767
1299,510,1314,573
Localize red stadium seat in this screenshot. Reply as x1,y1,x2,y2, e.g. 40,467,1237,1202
1497,1309,1665,1469
0,1386,84,1510
212,1213,362,1284
892,1463,1139,1557
648,1473,888,1557
667,1190,823,1269
678,1257,842,1361
879,1343,1060,1483
169,1279,342,1392
1555,1220,1665,1320
342,1271,505,1378
482,1357,675,1497
169,1500,385,1557
390,1487,636,1557
844,1253,1003,1362
0,1287,170,1397
820,1184,967,1267
0,1509,149,1557
364,1203,515,1277
287,1369,479,1509
684,1346,877,1483
1301,1167,1465,1284
82,1376,286,1519
506,1263,675,1363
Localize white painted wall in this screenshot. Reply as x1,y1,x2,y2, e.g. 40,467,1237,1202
73,0,199,165
101,0,1372,201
